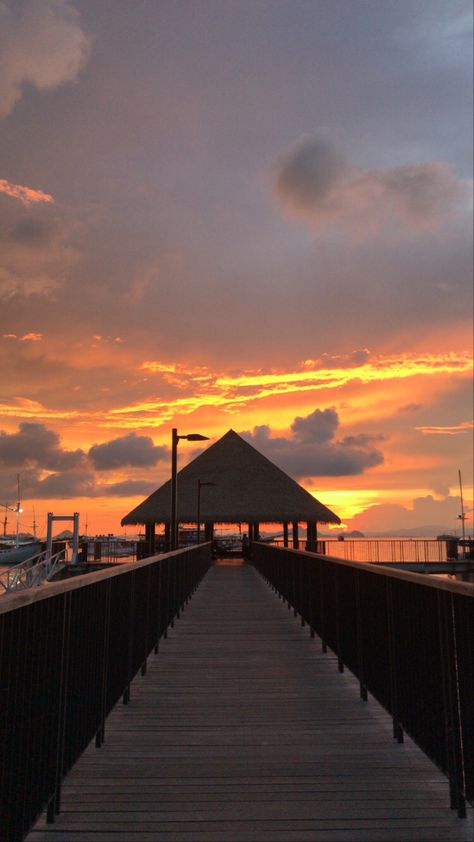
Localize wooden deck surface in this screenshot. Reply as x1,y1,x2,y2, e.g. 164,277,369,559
27,562,473,842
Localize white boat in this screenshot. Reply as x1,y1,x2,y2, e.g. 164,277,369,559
0,541,42,565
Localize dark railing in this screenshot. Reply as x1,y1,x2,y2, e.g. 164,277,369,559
0,544,212,842
251,543,473,817
270,537,468,563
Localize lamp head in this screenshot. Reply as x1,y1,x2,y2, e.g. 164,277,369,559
185,434,209,441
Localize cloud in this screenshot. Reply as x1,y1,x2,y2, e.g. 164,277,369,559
0,421,84,469
416,420,473,435
349,495,465,533
0,424,165,500
0,178,54,206
274,134,470,236
241,408,384,478
0,0,91,118
88,432,168,470
20,332,42,341
398,403,423,414
0,205,77,298
291,408,339,443
100,480,158,497
29,468,96,498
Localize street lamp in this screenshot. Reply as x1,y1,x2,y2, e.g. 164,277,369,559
197,480,217,544
170,428,209,551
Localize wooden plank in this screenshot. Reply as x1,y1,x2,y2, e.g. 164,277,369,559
26,563,473,842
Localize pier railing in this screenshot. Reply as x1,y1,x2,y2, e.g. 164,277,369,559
0,543,212,842
271,537,468,562
251,543,473,817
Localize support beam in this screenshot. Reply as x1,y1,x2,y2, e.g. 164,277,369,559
292,521,299,549
204,522,214,542
306,521,317,553
145,523,155,557
283,522,289,548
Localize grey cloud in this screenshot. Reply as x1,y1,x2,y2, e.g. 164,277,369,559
341,433,384,448
291,408,339,444
0,422,85,470
11,217,55,244
275,135,470,235
241,409,384,478
0,466,94,500
100,480,157,497
0,468,156,501
0,0,91,118
31,469,96,498
0,203,78,298
89,433,168,470
275,136,349,211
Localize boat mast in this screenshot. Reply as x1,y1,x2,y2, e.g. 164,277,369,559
458,469,466,543
15,473,22,549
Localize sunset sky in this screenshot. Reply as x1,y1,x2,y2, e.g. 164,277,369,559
0,0,472,538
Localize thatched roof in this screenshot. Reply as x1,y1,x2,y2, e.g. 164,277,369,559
122,429,340,526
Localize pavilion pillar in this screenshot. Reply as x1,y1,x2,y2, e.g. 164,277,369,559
164,522,170,552
204,522,214,542
306,521,317,553
283,522,289,547
248,523,254,542
292,521,299,549
254,522,260,541
145,523,155,556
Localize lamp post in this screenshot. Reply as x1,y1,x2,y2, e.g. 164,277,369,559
170,428,209,551
197,480,217,544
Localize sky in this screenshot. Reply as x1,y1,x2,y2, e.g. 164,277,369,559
0,0,472,538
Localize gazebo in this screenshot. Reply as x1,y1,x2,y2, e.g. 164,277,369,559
122,429,340,550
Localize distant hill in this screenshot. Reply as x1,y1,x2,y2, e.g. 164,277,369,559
53,529,73,540
318,525,462,539
356,525,460,539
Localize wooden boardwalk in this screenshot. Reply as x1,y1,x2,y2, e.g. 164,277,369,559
28,562,473,842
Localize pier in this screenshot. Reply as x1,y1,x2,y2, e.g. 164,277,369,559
1,543,472,841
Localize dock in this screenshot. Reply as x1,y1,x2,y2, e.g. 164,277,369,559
26,561,473,842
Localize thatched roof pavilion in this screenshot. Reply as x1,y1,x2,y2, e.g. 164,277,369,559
122,429,340,550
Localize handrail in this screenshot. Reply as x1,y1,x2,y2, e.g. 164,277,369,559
0,543,213,842
0,549,67,594
251,542,473,818
270,536,473,563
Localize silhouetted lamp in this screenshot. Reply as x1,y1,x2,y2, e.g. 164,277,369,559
170,429,209,550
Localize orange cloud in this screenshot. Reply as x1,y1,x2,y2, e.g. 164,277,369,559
20,332,43,342
96,351,473,432
416,421,473,435
0,178,54,206
0,397,77,420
